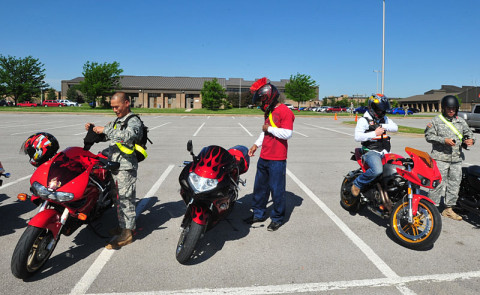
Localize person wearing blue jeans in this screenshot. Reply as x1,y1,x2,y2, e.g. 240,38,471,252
351,94,398,197
251,158,287,224
244,77,294,231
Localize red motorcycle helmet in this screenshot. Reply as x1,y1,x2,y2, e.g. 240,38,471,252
368,93,391,120
250,77,279,112
21,132,59,167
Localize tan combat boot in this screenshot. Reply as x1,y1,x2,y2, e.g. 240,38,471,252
351,184,360,197
441,207,462,221
106,229,133,249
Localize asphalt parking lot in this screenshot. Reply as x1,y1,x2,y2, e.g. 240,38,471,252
1,113,479,295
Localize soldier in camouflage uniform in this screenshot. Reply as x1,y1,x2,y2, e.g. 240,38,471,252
85,92,143,249
425,95,475,221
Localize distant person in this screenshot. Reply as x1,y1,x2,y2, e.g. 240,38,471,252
351,94,398,198
425,95,475,221
403,105,409,117
244,77,295,231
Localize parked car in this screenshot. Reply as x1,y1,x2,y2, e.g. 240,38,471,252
318,106,330,112
326,106,347,113
17,101,38,107
285,104,294,110
409,107,421,113
42,100,66,107
389,107,413,115
58,99,79,106
353,106,368,114
459,104,480,131
0,99,13,107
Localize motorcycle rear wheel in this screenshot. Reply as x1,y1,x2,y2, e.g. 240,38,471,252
390,199,441,250
340,176,360,213
176,220,205,264
11,225,59,279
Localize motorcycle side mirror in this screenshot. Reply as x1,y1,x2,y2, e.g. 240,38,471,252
187,140,193,153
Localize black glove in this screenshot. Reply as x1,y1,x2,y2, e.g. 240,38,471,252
83,124,106,150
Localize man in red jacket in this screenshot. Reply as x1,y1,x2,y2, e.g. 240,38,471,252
244,78,295,231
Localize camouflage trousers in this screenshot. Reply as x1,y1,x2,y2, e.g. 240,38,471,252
429,160,462,207
112,169,137,230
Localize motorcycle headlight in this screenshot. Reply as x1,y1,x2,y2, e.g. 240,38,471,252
31,181,74,202
417,174,431,187
188,172,218,194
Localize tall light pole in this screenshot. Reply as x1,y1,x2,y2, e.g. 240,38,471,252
381,0,386,94
239,79,241,109
373,70,381,93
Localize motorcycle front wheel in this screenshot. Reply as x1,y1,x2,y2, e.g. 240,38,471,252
390,199,442,250
11,225,59,279
175,220,205,264
340,175,360,213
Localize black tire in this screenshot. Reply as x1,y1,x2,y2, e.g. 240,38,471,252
11,226,59,279
390,199,442,250
340,176,360,212
175,221,205,264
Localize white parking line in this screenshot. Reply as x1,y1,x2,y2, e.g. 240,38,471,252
150,122,171,130
238,123,253,137
69,164,175,295
303,123,352,136
85,270,480,295
193,122,205,137
0,175,31,191
293,130,309,137
286,168,415,295
11,123,84,135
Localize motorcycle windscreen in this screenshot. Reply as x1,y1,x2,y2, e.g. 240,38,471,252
405,147,441,188
191,145,234,182
46,152,87,190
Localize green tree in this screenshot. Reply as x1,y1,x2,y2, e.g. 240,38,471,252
0,55,48,105
46,88,57,100
201,78,230,110
390,100,398,108
66,85,83,103
284,73,318,108
77,61,123,108
227,91,253,108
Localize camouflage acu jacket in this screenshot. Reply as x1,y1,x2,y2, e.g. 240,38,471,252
103,112,143,170
424,115,474,162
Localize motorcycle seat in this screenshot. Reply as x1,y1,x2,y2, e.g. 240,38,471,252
467,165,480,178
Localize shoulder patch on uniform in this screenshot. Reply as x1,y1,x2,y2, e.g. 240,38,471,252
426,122,433,128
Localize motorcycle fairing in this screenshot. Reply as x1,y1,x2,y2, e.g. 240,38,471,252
411,194,436,216
31,147,99,201
190,146,234,182
396,147,442,190
28,209,62,239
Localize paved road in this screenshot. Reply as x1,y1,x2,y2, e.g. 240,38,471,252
0,113,479,295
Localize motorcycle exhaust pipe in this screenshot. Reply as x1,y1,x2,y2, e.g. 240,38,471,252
377,183,393,213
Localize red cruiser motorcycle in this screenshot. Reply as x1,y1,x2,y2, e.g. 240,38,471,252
11,134,118,279
340,147,443,250
176,140,249,264
0,161,10,186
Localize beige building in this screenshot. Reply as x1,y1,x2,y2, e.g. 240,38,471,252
61,76,320,109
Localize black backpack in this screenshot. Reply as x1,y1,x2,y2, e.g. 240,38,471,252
116,114,152,162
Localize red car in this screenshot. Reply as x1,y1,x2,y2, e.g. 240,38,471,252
17,101,38,107
326,106,347,112
42,100,66,107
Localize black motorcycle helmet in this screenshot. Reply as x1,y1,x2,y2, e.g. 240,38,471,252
250,77,279,114
367,94,391,120
441,95,459,117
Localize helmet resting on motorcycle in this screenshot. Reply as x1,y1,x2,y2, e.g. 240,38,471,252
250,77,279,113
441,95,459,118
368,93,391,120
21,132,59,167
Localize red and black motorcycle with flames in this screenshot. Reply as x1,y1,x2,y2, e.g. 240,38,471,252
176,140,249,264
11,130,119,279
340,147,443,250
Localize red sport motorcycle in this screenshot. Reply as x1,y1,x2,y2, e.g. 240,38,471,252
11,131,119,279
340,147,443,250
176,140,249,264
